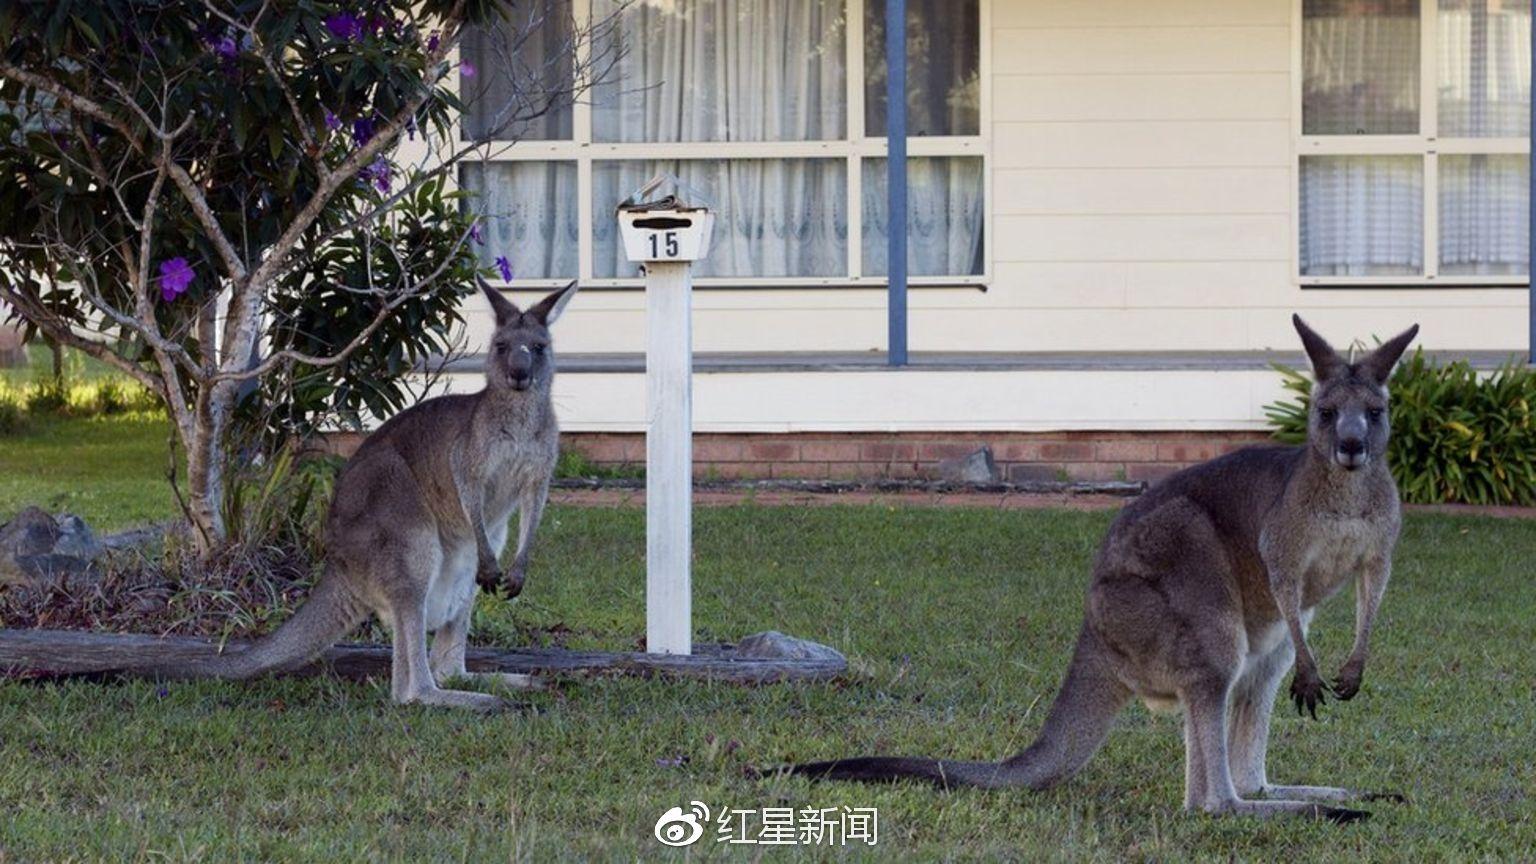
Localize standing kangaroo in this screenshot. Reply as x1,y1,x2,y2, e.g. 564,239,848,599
787,316,1419,822
168,280,578,710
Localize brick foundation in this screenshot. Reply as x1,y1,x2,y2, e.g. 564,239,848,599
562,430,1273,483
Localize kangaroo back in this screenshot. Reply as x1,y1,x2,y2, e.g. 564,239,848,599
788,623,1129,789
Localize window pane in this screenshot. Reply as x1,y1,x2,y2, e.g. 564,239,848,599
591,0,847,143
1439,0,1532,137
862,157,984,277
1299,156,1423,277
592,160,848,278
1302,0,1420,134
865,0,980,137
1440,154,1529,274
459,162,579,279
461,1,574,141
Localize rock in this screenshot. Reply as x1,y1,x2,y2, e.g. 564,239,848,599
735,631,846,665
0,507,102,589
53,514,104,560
0,507,61,559
936,446,1000,484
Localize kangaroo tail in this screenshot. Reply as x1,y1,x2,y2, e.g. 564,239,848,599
162,573,366,681
786,622,1130,791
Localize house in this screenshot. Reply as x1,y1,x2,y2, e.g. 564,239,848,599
434,0,1532,483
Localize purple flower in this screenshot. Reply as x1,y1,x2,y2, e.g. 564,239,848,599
495,256,512,281
351,116,375,147
323,109,341,131
426,31,440,52
469,221,484,245
157,257,194,302
214,36,238,58
325,13,364,41
460,60,476,79
405,115,417,141
360,156,392,193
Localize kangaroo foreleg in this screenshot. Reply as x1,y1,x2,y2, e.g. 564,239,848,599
503,479,550,598
1334,553,1391,700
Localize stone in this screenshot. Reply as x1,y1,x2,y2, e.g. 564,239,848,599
0,507,102,589
735,630,846,665
936,446,1001,484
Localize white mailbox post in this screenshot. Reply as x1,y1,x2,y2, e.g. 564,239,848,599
617,188,715,656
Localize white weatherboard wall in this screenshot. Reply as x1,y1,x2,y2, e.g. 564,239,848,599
473,0,1526,359
450,0,1528,432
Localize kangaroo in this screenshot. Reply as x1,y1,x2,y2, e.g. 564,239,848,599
785,316,1419,822
165,280,578,710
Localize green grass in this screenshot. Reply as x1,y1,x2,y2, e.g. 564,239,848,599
1,416,1534,860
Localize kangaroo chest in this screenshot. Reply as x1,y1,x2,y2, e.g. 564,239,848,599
1296,515,1384,607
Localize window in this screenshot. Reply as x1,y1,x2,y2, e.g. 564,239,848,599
458,0,986,286
1298,0,1530,284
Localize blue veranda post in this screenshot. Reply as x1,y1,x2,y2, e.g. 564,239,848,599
886,0,908,367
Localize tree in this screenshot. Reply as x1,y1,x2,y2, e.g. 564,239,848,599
0,1,613,552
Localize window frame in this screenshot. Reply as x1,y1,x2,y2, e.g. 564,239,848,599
440,0,992,291
1291,0,1531,287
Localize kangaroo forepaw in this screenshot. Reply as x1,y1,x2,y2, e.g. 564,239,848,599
1362,791,1407,804
1333,662,1364,700
502,566,526,598
1289,670,1330,719
1320,806,1371,824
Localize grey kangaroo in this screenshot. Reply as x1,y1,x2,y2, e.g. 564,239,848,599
168,280,578,710
787,316,1419,822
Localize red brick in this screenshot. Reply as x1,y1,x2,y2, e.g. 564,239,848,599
772,461,829,479
1038,442,1095,462
863,442,918,462
996,442,1043,462
702,462,768,480
1061,462,1123,482
1156,442,1225,463
746,441,798,461
1095,440,1159,462
825,462,874,479
1008,463,1063,483
693,439,745,461
918,442,980,461
801,441,863,462
1128,463,1185,483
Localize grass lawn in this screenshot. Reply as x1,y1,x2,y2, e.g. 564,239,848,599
1,415,1533,860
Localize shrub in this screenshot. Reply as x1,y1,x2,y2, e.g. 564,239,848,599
0,387,26,435
1264,349,1536,505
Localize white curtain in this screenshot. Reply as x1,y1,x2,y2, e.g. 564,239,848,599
460,162,580,279
1300,156,1424,277
462,1,574,142
862,158,984,277
1438,0,1532,138
1440,154,1529,274
1302,1,1421,134
592,0,846,142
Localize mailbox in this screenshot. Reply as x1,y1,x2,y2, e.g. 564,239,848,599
616,175,715,264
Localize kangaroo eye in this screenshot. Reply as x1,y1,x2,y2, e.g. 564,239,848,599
1318,407,1337,422
1368,408,1385,422
493,340,509,353
532,343,548,355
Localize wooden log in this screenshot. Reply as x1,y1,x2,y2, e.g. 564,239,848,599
0,629,846,685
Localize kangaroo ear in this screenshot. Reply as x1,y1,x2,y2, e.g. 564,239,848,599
1292,314,1345,382
1358,323,1420,385
528,279,579,326
480,277,520,326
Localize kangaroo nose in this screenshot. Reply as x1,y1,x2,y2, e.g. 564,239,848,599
1339,439,1365,456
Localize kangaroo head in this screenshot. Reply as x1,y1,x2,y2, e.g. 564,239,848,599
1292,315,1419,472
480,279,579,394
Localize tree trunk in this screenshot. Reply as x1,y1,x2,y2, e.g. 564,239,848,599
181,408,227,553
